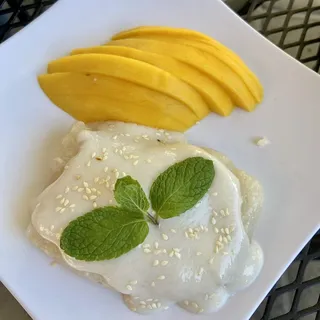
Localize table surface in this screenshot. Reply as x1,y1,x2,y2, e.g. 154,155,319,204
0,1,319,319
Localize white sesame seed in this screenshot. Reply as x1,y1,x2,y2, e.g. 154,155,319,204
227,235,232,241
64,199,69,206
112,135,118,140
213,210,218,217
109,199,112,204
147,305,152,310
225,208,230,216
157,302,161,308
191,302,199,309
154,250,162,255
60,208,66,213
161,260,169,266
196,252,202,256
213,192,218,196
151,282,155,287
86,161,91,167
184,231,189,238
214,227,219,233
154,242,159,249
184,300,189,306
173,248,181,252
144,249,151,254
78,188,84,192
75,174,81,180
102,148,107,153
115,171,119,179
86,188,91,194
143,244,150,248
175,252,181,259
153,260,159,266
56,194,62,199
199,308,204,313
72,186,79,191
223,252,229,255
133,160,139,166
223,236,228,244
146,159,152,163
69,204,75,208
91,188,97,192
55,207,62,212
126,285,133,291
211,217,216,225
209,257,214,264
130,280,138,285
169,251,174,257
103,155,108,160
83,182,89,188
97,191,101,195
221,228,225,234
140,301,146,305
94,177,100,183
219,235,223,242
60,198,65,204
225,227,230,235
83,195,89,200
157,275,165,280
90,195,97,200
162,249,167,254
93,202,97,208
64,187,70,193
152,303,157,309
170,229,177,233
91,152,96,158
162,233,169,241
204,227,209,232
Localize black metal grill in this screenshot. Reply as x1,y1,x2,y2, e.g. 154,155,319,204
0,1,319,319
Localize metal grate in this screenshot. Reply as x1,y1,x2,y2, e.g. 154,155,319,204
0,1,319,320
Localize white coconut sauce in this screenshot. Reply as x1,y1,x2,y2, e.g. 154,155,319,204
28,121,263,314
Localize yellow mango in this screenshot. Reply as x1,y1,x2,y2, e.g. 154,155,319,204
47,54,208,119
106,38,256,111
38,73,196,131
71,46,233,116
112,26,263,103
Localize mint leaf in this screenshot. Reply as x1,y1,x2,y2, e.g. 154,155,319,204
60,207,148,261
114,176,149,213
150,157,214,219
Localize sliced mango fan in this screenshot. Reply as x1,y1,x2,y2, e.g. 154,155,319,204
38,26,264,132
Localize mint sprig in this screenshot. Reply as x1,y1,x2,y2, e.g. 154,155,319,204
60,157,214,261
60,207,148,261
150,157,214,219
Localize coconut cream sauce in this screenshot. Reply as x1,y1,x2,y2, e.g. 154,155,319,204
29,121,263,314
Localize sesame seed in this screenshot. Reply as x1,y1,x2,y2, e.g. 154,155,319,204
146,159,152,163
133,160,139,166
75,174,81,180
91,152,96,158
64,199,69,206
56,194,62,199
196,252,202,256
94,177,100,183
218,234,223,242
204,227,209,232
225,227,230,235
130,280,138,285
86,188,91,194
93,202,97,208
78,188,84,192
184,300,189,306
103,155,108,160
115,171,119,179
170,229,177,233
184,231,189,238
65,187,70,193
147,305,152,310
97,191,101,195
221,228,225,234
175,252,181,259
144,249,151,253
126,285,133,291
213,210,218,217
223,236,228,244
161,261,169,266
154,249,162,255
205,294,209,301
154,242,159,249
191,302,199,309
60,208,66,213
109,199,112,204
69,204,75,208
143,244,150,248
86,161,91,167
213,192,218,196
225,208,230,216
199,308,204,313
153,260,159,266
227,235,232,241
60,198,65,204
112,135,118,140
157,275,165,280
55,207,62,212
90,195,97,200
102,148,107,153
223,252,229,255
162,233,169,241
157,302,161,308
209,257,214,264
91,188,97,192
151,282,155,287
140,301,146,305
83,195,89,200
152,303,157,309
220,209,225,216
173,248,180,252
169,251,174,257
83,182,89,188
211,217,216,225
162,249,167,253
72,186,79,191
214,227,219,233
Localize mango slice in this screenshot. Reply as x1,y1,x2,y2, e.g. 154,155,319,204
71,46,233,116
112,26,263,103
106,38,256,111
38,73,197,131
47,54,209,119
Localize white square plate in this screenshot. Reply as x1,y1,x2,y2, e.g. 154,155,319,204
1,0,320,319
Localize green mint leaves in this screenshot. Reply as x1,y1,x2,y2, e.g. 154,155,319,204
60,157,214,262
150,157,214,219
60,207,149,261
114,176,149,213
